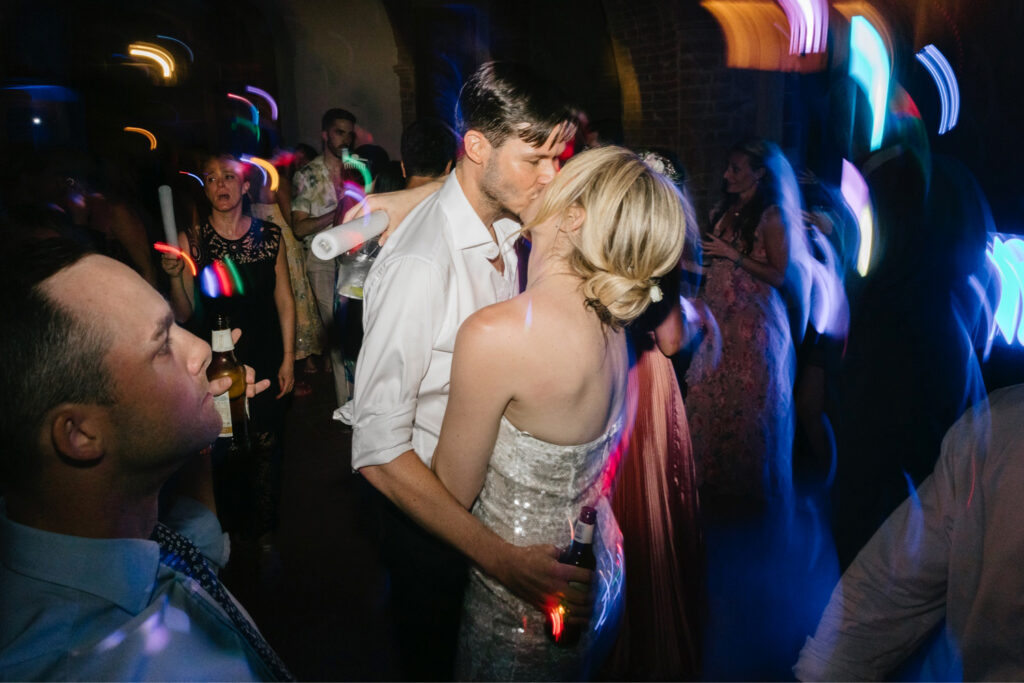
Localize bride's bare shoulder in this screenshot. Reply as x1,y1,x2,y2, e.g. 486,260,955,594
456,292,552,355
461,294,530,335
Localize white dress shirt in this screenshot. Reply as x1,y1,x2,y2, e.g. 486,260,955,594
352,172,520,469
794,383,1024,681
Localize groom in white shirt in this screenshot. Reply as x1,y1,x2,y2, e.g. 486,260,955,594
352,62,585,680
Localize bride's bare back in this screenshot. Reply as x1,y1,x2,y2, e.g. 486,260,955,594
433,275,627,509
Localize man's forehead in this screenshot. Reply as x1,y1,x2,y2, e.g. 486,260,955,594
511,123,573,153
46,255,161,325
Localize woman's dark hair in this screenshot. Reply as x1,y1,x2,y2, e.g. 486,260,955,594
353,144,391,180
710,138,787,256
374,160,406,194
400,118,457,178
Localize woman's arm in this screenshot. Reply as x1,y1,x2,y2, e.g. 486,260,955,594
273,235,296,398
161,230,195,322
275,174,293,227
653,262,684,356
702,205,789,289
432,306,516,508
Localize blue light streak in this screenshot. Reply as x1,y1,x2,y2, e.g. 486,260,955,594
849,16,891,151
983,234,1024,349
156,34,195,62
178,171,204,186
915,44,960,135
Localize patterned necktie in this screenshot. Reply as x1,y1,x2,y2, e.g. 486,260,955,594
150,523,295,681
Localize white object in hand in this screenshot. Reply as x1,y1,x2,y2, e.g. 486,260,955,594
157,185,177,244
312,211,388,260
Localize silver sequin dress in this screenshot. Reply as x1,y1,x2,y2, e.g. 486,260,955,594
455,416,626,681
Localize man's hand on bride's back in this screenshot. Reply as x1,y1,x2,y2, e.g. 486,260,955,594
493,544,593,623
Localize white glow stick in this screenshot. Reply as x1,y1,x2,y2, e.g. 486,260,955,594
157,185,177,245
312,211,388,260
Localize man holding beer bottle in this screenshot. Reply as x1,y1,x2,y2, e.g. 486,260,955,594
0,238,288,681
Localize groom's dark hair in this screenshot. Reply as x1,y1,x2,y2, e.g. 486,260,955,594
457,61,578,148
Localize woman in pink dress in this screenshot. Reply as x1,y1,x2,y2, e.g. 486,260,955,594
604,151,703,680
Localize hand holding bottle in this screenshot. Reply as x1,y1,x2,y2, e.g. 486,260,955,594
487,542,594,626
208,328,272,399
547,506,598,646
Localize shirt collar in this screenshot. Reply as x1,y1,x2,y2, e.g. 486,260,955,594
0,500,161,615
440,172,522,258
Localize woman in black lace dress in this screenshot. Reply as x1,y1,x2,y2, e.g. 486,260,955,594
162,153,295,538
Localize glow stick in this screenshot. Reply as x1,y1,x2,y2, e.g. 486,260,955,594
157,185,178,244
312,211,388,260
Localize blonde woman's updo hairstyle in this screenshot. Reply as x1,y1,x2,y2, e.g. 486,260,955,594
526,145,690,328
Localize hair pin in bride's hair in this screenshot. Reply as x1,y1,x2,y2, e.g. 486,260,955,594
649,282,663,302
638,150,683,187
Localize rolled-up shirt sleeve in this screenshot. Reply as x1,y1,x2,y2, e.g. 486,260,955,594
794,420,960,681
352,254,445,469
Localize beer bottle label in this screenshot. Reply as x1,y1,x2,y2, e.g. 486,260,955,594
214,392,233,437
211,329,234,353
573,519,594,545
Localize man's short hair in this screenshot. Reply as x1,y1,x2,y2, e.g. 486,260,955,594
400,118,458,178
0,238,115,486
457,61,578,148
321,108,357,131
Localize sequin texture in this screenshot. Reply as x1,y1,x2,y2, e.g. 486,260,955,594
456,416,626,681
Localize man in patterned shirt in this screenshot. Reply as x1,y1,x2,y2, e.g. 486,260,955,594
291,107,359,405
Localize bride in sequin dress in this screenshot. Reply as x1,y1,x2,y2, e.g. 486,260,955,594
431,146,690,681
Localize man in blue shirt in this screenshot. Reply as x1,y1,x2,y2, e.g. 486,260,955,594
0,238,287,680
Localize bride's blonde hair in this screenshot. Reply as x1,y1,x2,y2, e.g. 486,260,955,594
525,145,690,328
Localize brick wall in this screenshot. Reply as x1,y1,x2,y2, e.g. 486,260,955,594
601,0,787,221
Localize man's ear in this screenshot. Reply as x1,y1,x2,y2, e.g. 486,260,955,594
443,159,453,175
48,405,108,465
400,160,407,179
462,130,492,166
321,129,328,147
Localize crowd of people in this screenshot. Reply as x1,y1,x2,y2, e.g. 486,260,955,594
0,57,1017,683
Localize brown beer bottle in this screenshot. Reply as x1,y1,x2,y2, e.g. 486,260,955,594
546,505,597,647
207,314,250,451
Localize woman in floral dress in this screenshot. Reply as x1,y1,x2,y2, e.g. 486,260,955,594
685,138,798,516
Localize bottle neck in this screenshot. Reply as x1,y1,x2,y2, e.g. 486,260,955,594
572,519,594,546
211,329,234,353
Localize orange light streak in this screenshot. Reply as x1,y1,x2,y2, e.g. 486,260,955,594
124,126,157,150
242,155,280,192
128,42,175,79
